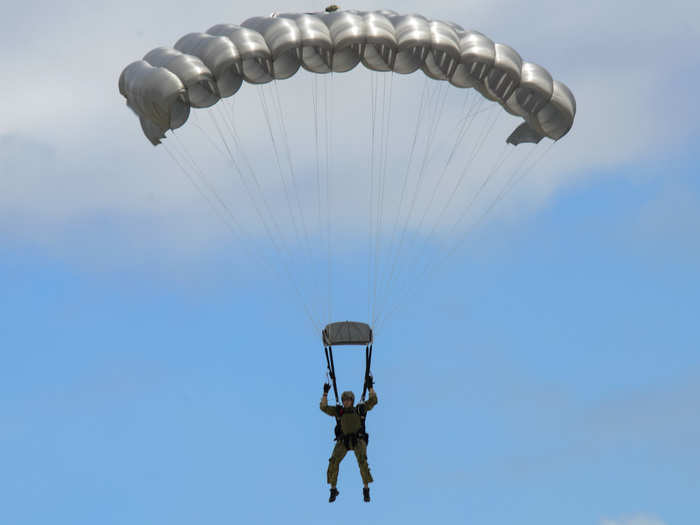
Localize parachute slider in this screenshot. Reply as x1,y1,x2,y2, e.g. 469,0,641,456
322,321,372,346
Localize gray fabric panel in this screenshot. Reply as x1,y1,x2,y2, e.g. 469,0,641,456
143,47,219,108
505,62,554,118
174,33,243,98
535,80,576,140
241,17,301,79
507,122,545,145
323,321,373,346
421,20,461,81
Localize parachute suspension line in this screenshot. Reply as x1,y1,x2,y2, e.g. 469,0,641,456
378,146,534,332
463,142,556,236
431,104,502,230
271,80,314,265
370,71,395,327
324,72,334,326
244,90,324,330
476,143,554,230
374,76,430,325
163,133,320,332
311,73,324,323
406,91,481,250
378,71,396,312
370,71,388,325
401,81,451,225
375,106,506,323
261,87,306,254
193,110,293,256
502,141,556,201
451,142,520,235
372,81,450,325
367,71,378,323
188,112,230,160
167,128,251,244
375,90,480,321
166,144,253,260
368,71,378,324
399,103,502,277
268,82,325,331
163,138,274,290
387,77,430,255
217,100,319,283
207,105,322,332
422,91,483,175
419,98,497,172
376,142,557,334
208,108,280,247
257,87,303,255
162,140,241,239
462,87,472,112
208,108,295,267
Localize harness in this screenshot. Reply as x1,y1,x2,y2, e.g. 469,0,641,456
333,404,369,449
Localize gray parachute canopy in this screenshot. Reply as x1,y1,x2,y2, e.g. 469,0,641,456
118,9,575,146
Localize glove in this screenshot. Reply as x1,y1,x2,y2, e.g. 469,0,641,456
366,374,374,389
323,383,331,394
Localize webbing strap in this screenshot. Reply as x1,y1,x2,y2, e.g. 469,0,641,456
360,344,373,401
325,346,339,405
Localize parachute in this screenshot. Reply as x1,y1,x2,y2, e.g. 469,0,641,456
118,9,576,370
119,10,575,147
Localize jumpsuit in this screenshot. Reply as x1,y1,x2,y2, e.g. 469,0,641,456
320,392,378,485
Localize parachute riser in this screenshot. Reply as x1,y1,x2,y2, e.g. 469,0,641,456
324,343,373,404
360,344,373,402
324,346,340,405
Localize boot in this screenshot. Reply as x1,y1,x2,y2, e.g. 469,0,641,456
363,487,370,502
329,488,339,502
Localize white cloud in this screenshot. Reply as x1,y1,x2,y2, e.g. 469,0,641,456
602,514,668,525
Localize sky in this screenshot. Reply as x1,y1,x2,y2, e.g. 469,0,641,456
1,1,699,524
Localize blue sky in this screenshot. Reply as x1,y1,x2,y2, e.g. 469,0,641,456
2,2,699,525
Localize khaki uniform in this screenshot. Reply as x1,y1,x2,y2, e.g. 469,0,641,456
320,392,378,485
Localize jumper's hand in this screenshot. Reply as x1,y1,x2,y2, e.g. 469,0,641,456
323,383,331,394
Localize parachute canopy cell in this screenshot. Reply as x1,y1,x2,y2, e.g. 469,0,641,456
323,322,373,346
118,8,576,146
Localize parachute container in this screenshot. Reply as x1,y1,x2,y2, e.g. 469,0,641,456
323,322,373,346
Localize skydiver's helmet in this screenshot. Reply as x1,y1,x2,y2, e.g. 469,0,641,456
341,391,355,405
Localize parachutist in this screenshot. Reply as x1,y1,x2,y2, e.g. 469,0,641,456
321,386,377,501
325,5,339,12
